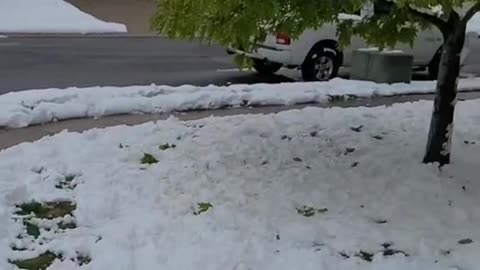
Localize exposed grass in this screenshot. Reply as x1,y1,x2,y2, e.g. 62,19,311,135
16,201,76,219
55,175,77,190
23,220,40,238
15,201,77,238
10,251,59,270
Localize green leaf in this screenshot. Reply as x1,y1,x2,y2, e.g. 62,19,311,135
296,206,328,217
159,143,176,150
297,206,328,217
152,0,475,54
194,202,213,215
141,153,158,165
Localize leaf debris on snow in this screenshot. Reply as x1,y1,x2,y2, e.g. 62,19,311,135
373,218,388,224
296,206,328,217
141,153,158,165
193,202,213,215
159,143,176,150
344,147,356,155
350,125,364,132
355,250,374,262
293,157,303,162
2,99,480,269
458,238,474,245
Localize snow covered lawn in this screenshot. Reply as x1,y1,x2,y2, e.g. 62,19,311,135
1,100,480,270
1,77,480,129
0,0,126,33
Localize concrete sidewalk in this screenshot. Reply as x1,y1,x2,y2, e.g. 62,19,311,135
2,92,480,150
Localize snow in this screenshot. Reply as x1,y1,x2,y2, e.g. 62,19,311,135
380,50,405,54
357,47,380,52
0,0,127,34
1,100,480,270
338,13,363,21
1,77,480,129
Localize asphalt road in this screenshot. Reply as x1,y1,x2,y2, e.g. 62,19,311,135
1,35,479,94
0,36,293,94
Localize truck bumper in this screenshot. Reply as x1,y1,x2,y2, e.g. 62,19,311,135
227,45,293,66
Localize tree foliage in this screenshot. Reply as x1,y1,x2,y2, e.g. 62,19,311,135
152,0,478,51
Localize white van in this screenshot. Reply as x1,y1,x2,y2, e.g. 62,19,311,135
228,3,473,81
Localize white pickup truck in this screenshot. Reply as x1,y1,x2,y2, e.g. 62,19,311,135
228,3,475,81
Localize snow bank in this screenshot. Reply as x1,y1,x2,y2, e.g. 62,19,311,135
0,0,126,33
1,78,480,128
1,100,479,270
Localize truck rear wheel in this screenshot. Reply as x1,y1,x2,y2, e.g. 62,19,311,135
302,46,340,81
252,59,282,75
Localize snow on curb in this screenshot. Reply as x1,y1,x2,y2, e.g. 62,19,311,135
0,100,479,270
0,0,126,34
1,78,480,128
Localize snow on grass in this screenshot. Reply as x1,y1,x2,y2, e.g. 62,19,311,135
1,77,480,129
1,100,480,270
0,0,126,34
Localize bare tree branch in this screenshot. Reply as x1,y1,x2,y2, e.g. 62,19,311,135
461,2,480,27
407,6,449,34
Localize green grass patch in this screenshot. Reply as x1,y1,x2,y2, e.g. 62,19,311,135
10,251,59,270
15,201,76,219
23,220,40,238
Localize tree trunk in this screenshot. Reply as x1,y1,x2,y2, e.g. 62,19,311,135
423,30,465,165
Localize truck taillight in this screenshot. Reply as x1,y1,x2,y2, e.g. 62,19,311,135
276,32,291,45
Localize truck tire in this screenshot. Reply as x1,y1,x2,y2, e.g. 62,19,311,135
302,46,340,81
252,59,282,75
